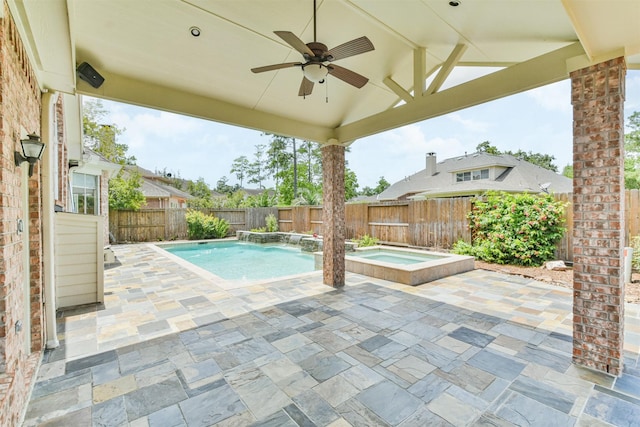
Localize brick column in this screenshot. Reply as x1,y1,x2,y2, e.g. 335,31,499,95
321,144,345,287
570,57,626,375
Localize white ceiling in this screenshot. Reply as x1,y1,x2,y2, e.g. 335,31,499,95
11,0,640,145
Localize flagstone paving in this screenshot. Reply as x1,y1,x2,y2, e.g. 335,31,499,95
23,243,640,426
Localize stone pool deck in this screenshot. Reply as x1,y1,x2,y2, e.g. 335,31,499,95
23,243,640,426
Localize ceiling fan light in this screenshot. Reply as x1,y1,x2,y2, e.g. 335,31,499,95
303,64,328,83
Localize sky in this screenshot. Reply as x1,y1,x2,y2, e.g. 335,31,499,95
96,70,640,190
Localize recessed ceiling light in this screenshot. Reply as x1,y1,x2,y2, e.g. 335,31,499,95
190,26,201,37
449,1,461,6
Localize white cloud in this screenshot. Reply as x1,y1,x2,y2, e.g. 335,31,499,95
350,125,465,187
525,80,571,114
446,113,490,133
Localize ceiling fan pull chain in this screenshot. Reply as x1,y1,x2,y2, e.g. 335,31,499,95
326,77,329,103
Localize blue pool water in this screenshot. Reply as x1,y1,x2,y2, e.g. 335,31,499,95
164,241,315,281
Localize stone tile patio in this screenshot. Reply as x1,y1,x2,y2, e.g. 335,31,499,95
23,243,640,426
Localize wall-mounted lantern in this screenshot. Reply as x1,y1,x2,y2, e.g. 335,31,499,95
15,134,45,177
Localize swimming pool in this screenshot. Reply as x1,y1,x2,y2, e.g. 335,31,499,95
163,241,316,281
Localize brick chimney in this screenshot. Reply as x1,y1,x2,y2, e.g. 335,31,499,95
426,152,436,176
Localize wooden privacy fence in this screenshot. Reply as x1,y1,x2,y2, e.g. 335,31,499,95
109,207,277,242
344,199,472,250
109,190,640,262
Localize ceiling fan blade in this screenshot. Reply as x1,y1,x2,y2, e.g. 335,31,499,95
298,77,314,96
251,62,301,73
275,31,315,57
327,64,369,88
327,36,374,61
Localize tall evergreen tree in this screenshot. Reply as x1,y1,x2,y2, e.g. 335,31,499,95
230,155,250,187
248,144,267,188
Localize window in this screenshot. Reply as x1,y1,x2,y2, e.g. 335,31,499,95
456,168,489,182
473,169,489,180
456,171,471,182
72,172,99,215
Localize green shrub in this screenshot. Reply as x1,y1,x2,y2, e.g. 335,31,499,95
354,234,379,247
251,227,266,232
453,191,566,266
186,210,230,239
265,213,278,232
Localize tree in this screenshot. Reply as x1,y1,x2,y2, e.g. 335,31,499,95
509,149,558,172
476,141,501,155
215,176,240,196
83,99,135,165
215,176,237,195
108,172,146,210
187,177,211,199
360,176,390,196
299,139,322,185
230,155,250,187
475,141,558,172
625,111,640,189
562,164,573,178
374,176,390,194
292,138,298,199
265,134,291,193
344,168,359,201
248,144,267,188
82,98,144,210
263,134,301,199
187,177,212,208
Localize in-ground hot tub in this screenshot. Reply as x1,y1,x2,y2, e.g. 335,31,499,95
315,246,474,286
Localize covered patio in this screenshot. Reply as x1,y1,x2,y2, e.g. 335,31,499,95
24,243,640,425
3,0,640,424
19,0,639,375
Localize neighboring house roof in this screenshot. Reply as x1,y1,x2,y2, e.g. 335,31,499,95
127,164,158,178
377,152,572,201
152,180,193,199
75,148,121,177
139,179,170,198
122,165,193,200
139,178,193,199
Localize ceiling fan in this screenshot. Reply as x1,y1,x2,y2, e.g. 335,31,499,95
251,0,374,97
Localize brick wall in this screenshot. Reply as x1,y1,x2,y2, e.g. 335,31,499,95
571,57,626,375
321,145,346,287
0,2,44,426
145,197,164,209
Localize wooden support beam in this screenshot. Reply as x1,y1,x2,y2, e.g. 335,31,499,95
383,77,413,104
414,47,427,97
426,44,467,95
